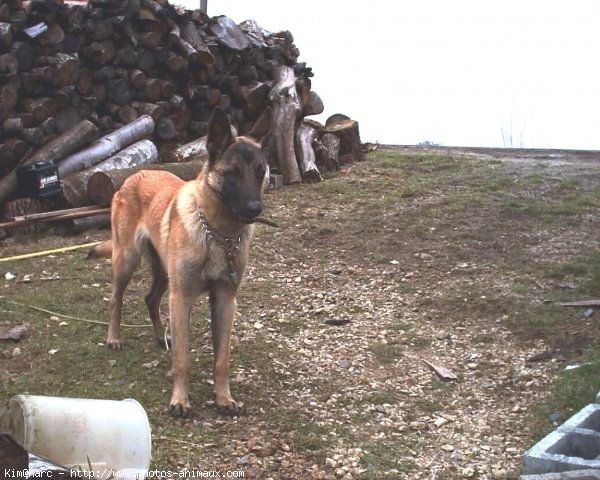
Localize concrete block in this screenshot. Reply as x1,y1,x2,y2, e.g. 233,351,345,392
523,404,600,474
520,470,600,480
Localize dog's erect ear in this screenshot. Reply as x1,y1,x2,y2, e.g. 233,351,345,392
247,107,272,145
207,108,234,165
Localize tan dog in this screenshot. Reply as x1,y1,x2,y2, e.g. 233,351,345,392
90,108,270,417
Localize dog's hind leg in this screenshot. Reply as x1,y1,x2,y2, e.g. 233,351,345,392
144,245,169,349
107,246,141,350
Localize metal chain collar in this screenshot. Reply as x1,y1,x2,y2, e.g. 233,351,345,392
197,208,243,285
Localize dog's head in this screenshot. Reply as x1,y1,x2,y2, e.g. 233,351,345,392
205,108,271,224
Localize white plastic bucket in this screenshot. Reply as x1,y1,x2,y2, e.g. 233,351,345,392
0,395,151,479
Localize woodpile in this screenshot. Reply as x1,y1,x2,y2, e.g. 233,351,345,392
0,0,365,233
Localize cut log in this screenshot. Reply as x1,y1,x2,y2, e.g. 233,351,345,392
34,53,80,86
325,114,365,164
240,81,269,116
181,20,214,64
62,139,158,207
295,122,321,182
315,133,340,172
0,119,100,205
209,16,250,51
0,22,11,49
58,114,154,177
302,90,324,116
169,135,208,163
88,160,203,207
156,117,177,139
265,65,302,184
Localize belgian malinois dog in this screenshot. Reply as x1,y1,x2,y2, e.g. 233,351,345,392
90,108,271,417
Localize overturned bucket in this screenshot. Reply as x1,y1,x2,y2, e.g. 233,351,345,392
0,395,151,479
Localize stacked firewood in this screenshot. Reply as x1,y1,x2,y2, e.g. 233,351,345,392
0,0,364,220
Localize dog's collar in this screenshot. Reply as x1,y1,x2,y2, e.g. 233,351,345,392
197,208,243,256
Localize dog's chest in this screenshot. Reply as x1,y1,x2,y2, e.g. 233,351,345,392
177,241,243,291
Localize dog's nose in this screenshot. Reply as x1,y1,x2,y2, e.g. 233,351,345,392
244,201,262,218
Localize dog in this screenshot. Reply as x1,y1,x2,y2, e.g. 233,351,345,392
89,108,271,417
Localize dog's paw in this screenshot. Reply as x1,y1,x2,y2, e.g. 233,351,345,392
168,401,191,418
215,397,243,416
106,339,123,350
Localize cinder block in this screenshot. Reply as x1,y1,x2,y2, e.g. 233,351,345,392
520,470,600,480
523,404,600,474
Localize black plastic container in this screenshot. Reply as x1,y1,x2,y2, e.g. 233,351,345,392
16,160,61,198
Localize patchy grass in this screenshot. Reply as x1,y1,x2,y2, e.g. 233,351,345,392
2,147,600,478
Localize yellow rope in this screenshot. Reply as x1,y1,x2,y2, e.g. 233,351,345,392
4,300,151,329
0,241,102,262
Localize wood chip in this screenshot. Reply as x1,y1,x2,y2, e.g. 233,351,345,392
422,359,458,381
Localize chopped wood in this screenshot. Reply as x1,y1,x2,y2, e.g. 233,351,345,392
0,119,100,205
209,15,251,51
62,138,159,207
0,0,353,214
325,114,365,164
265,65,302,184
58,115,154,177
296,121,322,182
88,160,203,207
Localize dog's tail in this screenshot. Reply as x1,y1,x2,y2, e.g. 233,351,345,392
87,240,112,259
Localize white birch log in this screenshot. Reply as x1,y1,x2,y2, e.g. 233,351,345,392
295,122,321,182
265,65,302,184
62,139,158,207
58,115,155,177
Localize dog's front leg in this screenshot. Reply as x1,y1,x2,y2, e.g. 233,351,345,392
168,290,193,417
209,286,240,415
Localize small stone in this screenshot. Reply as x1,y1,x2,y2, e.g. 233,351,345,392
12,347,21,357
492,468,507,478
549,412,561,425
433,417,449,428
462,467,475,477
238,455,250,466
441,444,454,452
48,348,58,355
142,359,159,369
583,308,594,318
336,359,352,369
254,321,264,330
325,458,336,468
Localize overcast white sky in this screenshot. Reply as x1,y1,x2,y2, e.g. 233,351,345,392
178,0,600,150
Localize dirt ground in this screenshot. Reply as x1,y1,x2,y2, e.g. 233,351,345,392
1,146,600,479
